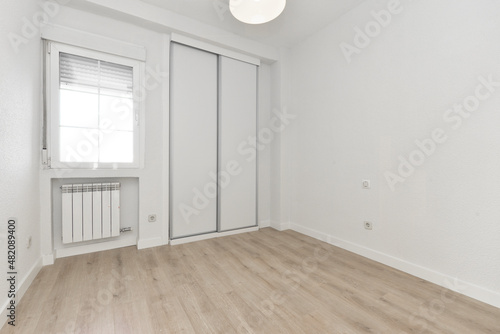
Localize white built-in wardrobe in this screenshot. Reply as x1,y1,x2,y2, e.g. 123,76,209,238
170,42,258,240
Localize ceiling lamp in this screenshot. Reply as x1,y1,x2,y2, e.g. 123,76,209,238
230,0,286,25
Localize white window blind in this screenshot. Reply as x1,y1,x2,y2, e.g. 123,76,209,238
59,53,133,95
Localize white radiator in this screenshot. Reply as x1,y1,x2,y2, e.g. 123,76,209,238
62,183,120,244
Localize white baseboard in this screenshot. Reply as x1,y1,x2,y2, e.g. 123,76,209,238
16,257,43,304
170,226,259,246
259,220,271,228
270,220,290,231
289,222,500,309
137,237,163,250
1,256,43,329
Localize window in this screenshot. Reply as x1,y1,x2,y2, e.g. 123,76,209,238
46,42,143,169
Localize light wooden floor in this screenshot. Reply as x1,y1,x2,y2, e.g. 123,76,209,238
2,228,499,333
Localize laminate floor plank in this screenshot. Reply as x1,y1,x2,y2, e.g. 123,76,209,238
2,228,499,333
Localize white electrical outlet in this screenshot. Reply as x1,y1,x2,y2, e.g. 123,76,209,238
364,221,373,230
362,180,371,189
148,214,157,223
26,236,32,249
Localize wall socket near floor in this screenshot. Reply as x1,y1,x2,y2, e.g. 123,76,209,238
148,214,157,223
362,180,371,189
364,221,373,230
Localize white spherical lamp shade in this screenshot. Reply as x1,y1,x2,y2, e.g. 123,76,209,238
230,0,286,24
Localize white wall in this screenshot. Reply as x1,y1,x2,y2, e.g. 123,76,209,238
0,0,43,326
258,63,272,226
269,48,293,230
288,0,500,307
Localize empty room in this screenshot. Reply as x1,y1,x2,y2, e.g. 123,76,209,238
1,0,500,332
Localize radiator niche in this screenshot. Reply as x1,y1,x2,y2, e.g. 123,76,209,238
51,177,139,256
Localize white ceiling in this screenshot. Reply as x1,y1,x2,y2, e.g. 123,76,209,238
139,0,366,48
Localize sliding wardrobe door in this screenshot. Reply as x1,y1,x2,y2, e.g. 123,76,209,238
170,43,218,238
219,56,258,231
